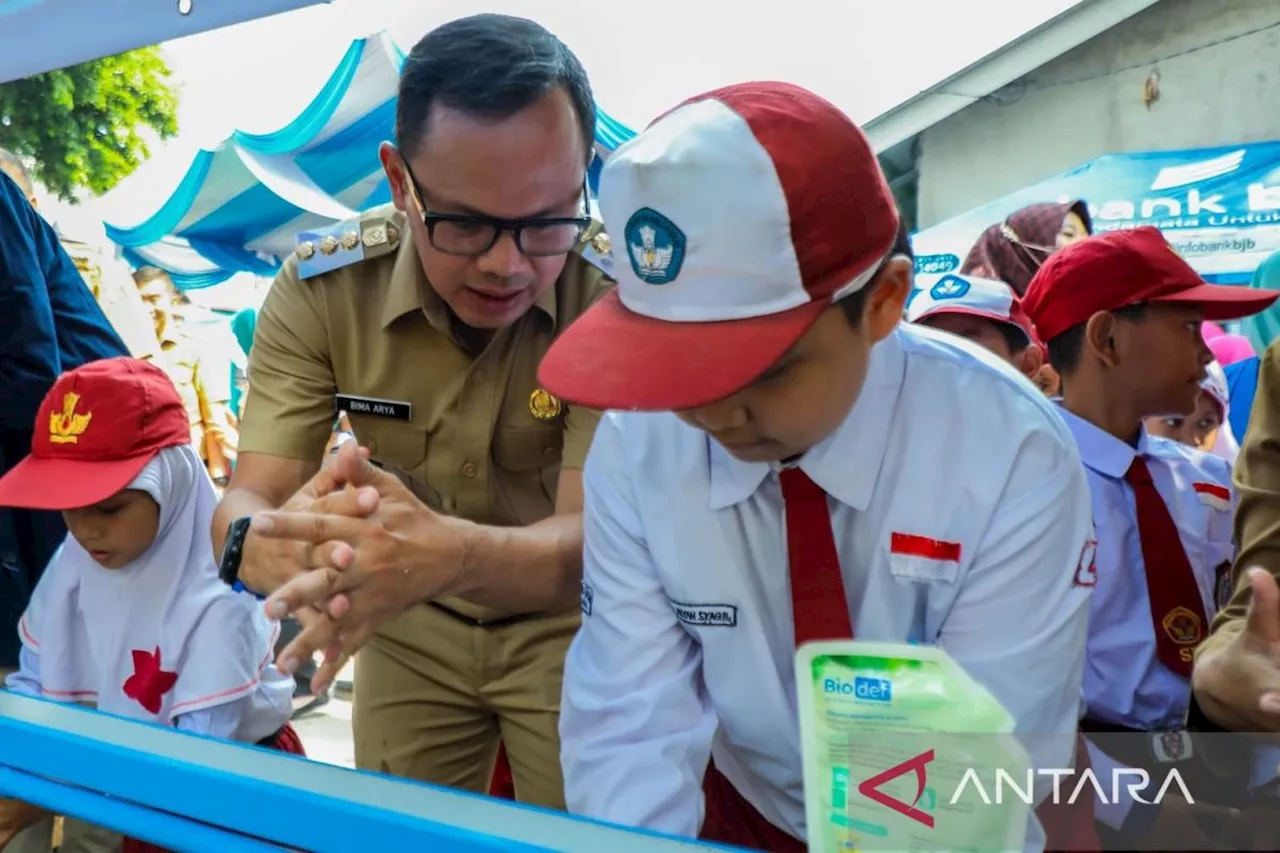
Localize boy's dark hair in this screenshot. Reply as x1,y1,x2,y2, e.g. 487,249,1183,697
0,148,34,198
395,14,596,161
1045,303,1147,374
838,220,913,325
996,323,1031,355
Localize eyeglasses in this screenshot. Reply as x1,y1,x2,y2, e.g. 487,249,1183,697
402,159,592,258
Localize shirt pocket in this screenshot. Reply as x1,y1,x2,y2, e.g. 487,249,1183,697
1182,538,1235,613
492,425,565,522
352,418,428,471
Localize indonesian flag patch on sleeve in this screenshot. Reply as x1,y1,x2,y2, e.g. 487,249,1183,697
1193,482,1231,512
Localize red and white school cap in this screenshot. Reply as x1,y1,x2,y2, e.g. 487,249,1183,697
538,81,900,411
907,274,1037,346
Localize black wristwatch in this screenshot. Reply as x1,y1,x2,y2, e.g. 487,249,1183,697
218,516,263,599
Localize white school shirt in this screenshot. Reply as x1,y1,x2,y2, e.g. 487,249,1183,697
561,326,1095,849
1058,410,1239,828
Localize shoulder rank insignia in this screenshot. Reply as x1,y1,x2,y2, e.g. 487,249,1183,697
577,221,614,277
295,215,402,281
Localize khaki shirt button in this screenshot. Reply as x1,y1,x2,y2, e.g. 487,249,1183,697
543,446,557,459
461,460,479,478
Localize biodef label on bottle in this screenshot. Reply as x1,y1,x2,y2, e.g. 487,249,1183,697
795,641,1032,853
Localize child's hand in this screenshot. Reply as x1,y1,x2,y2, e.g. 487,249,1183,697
0,798,48,846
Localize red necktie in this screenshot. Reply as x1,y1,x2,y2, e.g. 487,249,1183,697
779,468,853,644
699,467,851,853
1125,456,1207,678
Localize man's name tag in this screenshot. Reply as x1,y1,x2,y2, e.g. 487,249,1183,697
671,602,737,628
335,393,412,421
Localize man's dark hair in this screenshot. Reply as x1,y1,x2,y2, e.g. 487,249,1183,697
395,14,596,160
0,148,34,198
838,219,912,325
1045,303,1147,375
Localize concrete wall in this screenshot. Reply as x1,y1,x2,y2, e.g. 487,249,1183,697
917,0,1280,227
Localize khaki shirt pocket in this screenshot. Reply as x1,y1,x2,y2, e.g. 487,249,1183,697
353,419,429,472
492,425,565,524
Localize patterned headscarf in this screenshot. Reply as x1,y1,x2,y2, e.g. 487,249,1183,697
961,201,1092,295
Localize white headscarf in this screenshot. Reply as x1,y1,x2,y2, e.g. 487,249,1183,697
18,445,280,722
1200,361,1240,465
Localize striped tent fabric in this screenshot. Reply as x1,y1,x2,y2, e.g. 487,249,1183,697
103,30,637,290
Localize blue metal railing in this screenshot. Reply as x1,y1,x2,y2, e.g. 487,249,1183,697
0,692,731,852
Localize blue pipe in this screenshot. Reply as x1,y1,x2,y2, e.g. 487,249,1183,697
0,766,289,853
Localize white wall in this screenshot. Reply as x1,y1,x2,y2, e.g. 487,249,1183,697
917,0,1280,227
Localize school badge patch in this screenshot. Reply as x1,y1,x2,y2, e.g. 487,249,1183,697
929,274,970,301
624,207,686,285
1161,606,1203,646
1152,730,1193,763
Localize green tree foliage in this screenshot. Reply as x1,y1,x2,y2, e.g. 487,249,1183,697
0,47,179,201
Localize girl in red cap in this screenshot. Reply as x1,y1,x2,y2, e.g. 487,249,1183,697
0,357,300,853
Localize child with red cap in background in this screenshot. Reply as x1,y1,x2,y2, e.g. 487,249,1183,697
538,81,1097,852
0,357,299,853
1021,226,1280,850
906,272,1058,392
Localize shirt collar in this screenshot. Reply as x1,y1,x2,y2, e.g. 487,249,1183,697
380,220,560,332
1057,405,1151,479
707,328,908,511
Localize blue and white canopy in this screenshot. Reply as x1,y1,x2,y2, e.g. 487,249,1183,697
103,30,637,289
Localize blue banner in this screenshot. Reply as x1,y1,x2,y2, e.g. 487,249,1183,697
912,141,1280,286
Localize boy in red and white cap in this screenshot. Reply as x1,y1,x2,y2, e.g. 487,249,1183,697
1021,227,1279,849
0,358,299,853
539,82,1096,852
907,272,1047,380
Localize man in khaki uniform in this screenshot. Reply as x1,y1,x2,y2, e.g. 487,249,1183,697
132,266,238,485
61,238,161,361
1193,339,1280,735
213,14,611,807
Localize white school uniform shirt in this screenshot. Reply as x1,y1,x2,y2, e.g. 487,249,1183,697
1058,410,1239,828
561,326,1095,849
4,445,292,742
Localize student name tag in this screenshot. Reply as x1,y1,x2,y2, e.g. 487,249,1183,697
671,602,738,628
335,393,412,421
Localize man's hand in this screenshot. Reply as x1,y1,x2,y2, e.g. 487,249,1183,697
0,798,47,847
1192,568,1280,733
235,446,375,595
250,441,474,692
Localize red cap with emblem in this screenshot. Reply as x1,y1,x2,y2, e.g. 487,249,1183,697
1022,226,1280,342
0,357,191,510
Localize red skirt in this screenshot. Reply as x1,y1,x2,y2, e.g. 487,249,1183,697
121,724,306,853
489,741,516,799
